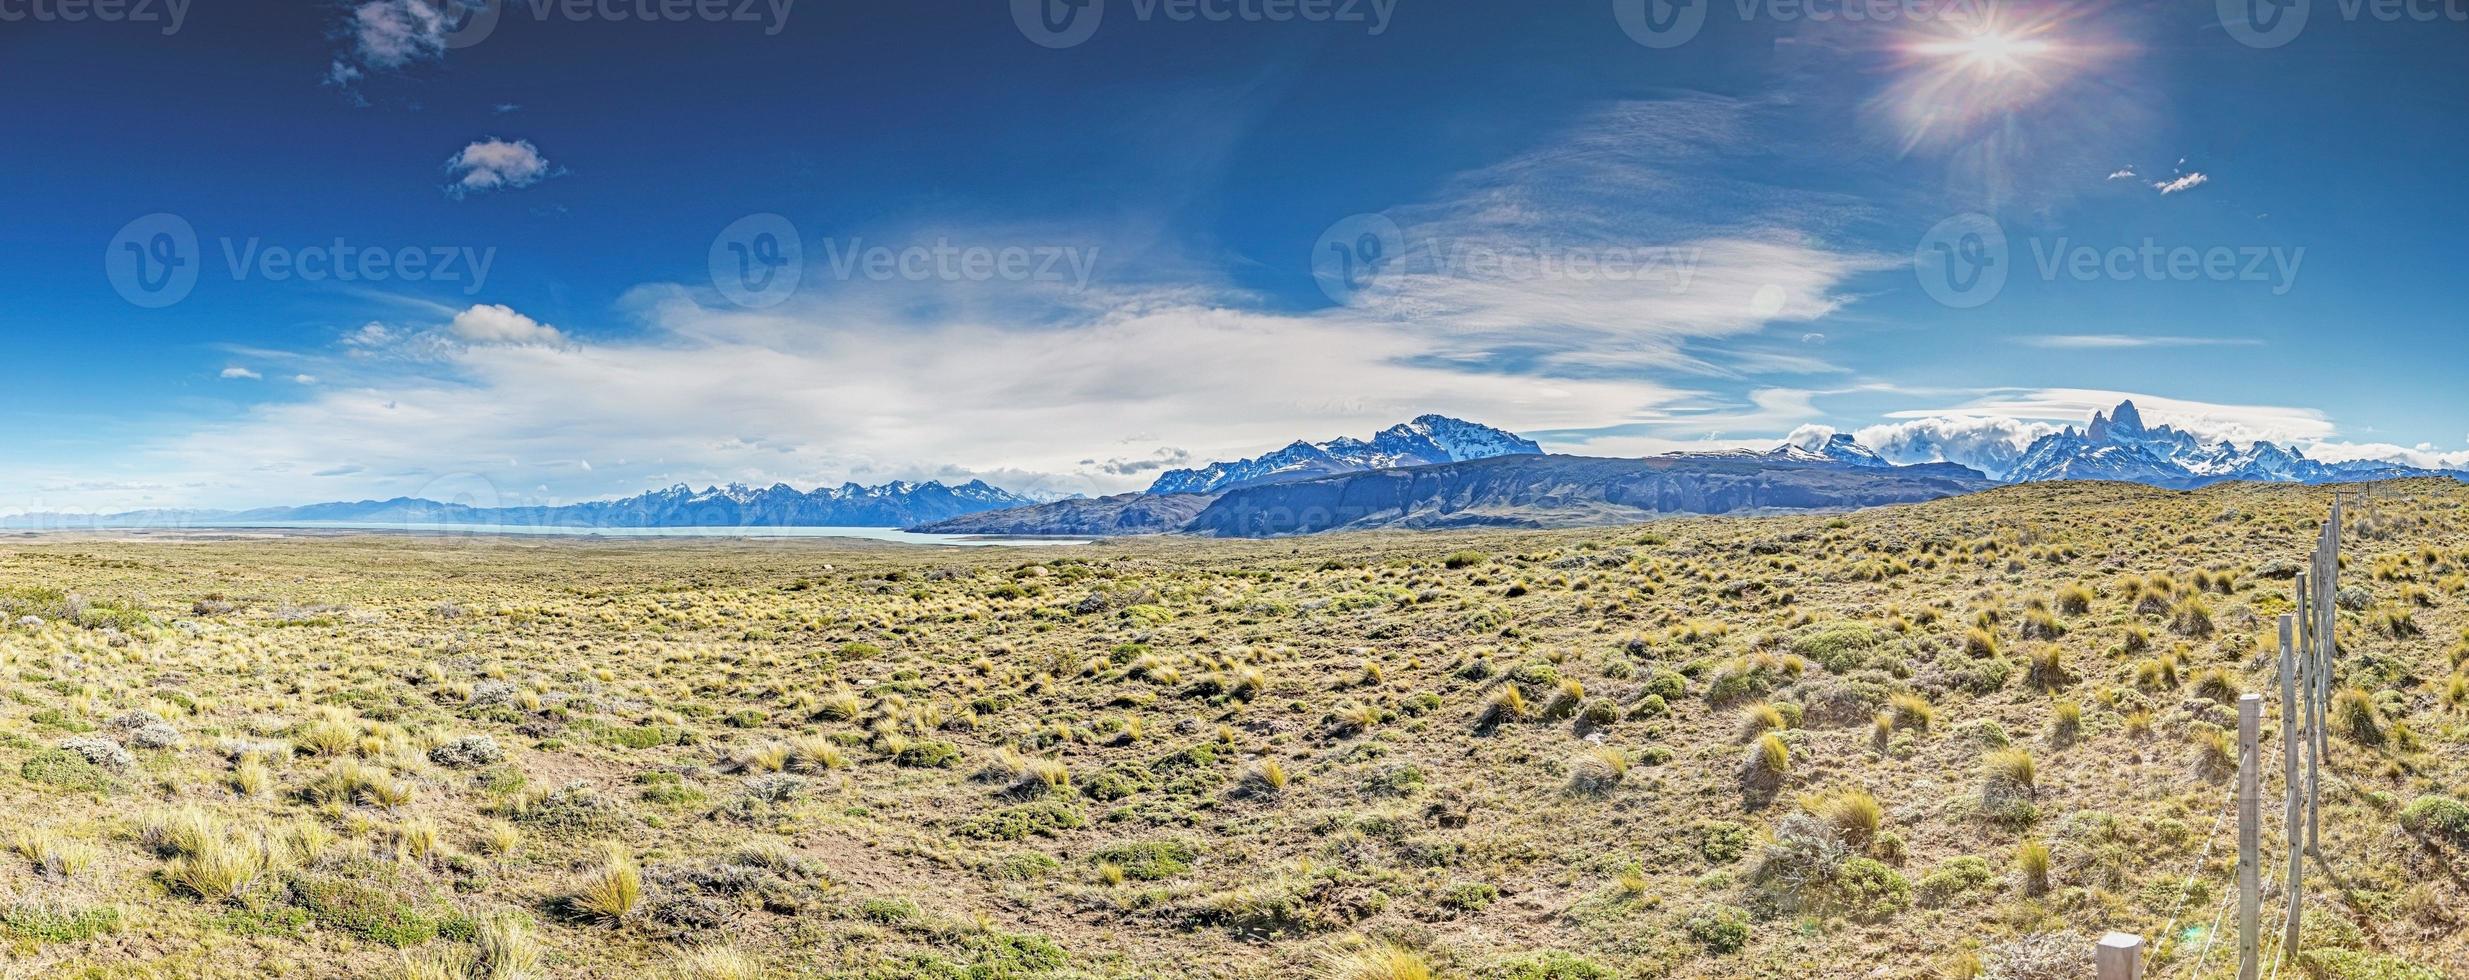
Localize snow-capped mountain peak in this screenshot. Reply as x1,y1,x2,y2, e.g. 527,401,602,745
2000,399,2461,488
1146,416,1542,495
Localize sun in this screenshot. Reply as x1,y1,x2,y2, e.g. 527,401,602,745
1910,29,2057,77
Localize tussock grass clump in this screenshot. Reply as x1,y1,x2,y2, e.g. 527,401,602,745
2049,700,2082,743
2055,583,2095,615
569,847,642,925
2192,728,2237,780
666,944,765,980
1476,686,1529,729
1737,702,1787,741
1803,788,1883,847
1567,747,1629,795
1740,733,1790,789
2015,840,2051,896
12,828,98,878
1317,941,1433,980
2024,647,2068,691
2190,667,2240,705
2332,688,2383,745
1888,693,1934,731
2169,597,2215,637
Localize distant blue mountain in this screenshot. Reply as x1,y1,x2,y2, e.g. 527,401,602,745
3,480,1041,530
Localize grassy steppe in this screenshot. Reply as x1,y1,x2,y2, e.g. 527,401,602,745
3,480,2467,979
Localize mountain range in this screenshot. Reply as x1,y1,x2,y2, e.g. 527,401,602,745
12,405,2460,538
1985,400,2456,487
0,480,1042,531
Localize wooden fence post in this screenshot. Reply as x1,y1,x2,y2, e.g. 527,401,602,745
2279,614,2302,960
2238,692,2262,980
2096,932,2145,980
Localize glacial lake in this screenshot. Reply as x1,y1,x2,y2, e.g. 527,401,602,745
13,521,1094,547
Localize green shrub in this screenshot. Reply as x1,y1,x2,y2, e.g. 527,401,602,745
1683,903,1751,953
1438,881,1499,912
1834,857,1910,921
1089,839,1197,881
1697,821,1752,864
1,900,122,944
1916,856,1994,907
1484,950,1618,979
956,801,1085,841
284,874,455,948
2398,795,2469,843
894,740,961,768
19,749,114,793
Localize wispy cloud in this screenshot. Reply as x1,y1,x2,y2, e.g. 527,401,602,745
2152,172,2209,194
2106,166,2138,181
2015,334,2261,349
218,367,261,380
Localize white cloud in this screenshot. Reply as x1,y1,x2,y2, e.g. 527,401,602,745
1853,415,2060,479
2153,172,2209,195
1782,423,1838,451
293,375,320,385
2106,166,2138,181
1885,388,2335,447
447,304,563,345
444,139,557,197
2300,441,2469,471
2016,334,2262,349
219,367,261,380
327,0,452,91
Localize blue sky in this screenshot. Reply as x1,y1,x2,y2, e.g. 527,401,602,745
3,0,2466,512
